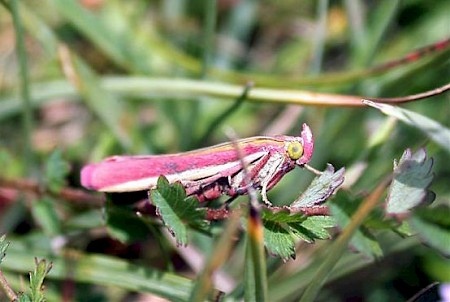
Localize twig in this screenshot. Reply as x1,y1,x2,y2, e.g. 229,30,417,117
198,81,253,144
205,205,329,220
0,177,104,207
368,82,450,103
371,38,450,73
0,270,18,301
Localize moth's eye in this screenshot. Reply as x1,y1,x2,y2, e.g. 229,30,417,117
287,141,304,160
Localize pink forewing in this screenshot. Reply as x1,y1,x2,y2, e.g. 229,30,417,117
81,138,286,192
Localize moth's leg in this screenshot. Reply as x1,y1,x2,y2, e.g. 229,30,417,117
261,183,270,206
183,172,227,198
256,153,288,206
228,152,272,197
304,164,322,175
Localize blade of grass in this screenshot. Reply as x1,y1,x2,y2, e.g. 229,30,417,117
299,178,390,302
188,211,240,301
201,0,217,78
2,77,449,125
216,0,257,67
58,46,132,149
183,0,218,150
51,0,142,72
364,100,450,153
3,240,195,302
365,1,401,65
197,82,252,145
310,0,329,74
42,0,450,88
245,205,268,302
268,235,419,301
9,0,34,171
344,0,367,67
2,77,450,123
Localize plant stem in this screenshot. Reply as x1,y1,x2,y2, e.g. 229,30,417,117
0,270,18,301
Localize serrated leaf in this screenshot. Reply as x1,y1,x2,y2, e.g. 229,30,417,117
262,220,296,260
386,149,434,216
44,149,70,194
262,208,306,223
0,234,9,264
409,206,450,256
150,176,207,246
292,164,345,208
364,100,450,154
290,216,335,243
262,209,335,259
297,216,335,240
29,258,52,302
330,199,383,259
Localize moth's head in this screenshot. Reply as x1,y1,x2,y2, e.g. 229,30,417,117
285,123,314,166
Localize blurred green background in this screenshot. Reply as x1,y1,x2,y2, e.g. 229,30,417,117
0,0,449,301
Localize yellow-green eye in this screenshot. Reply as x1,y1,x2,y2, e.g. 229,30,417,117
287,141,304,160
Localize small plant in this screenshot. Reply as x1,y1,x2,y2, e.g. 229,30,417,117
0,236,52,302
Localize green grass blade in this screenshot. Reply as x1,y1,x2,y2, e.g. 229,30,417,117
51,0,136,72
66,51,132,149
9,0,34,171
201,0,217,78
245,206,268,302
299,179,389,302
189,212,240,302
2,239,193,302
364,100,450,154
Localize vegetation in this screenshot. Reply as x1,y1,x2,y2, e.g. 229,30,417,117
0,1,449,301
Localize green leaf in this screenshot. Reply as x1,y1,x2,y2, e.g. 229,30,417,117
262,209,306,224
29,258,52,302
0,234,9,264
364,100,450,154
149,176,207,246
31,197,61,236
291,164,345,208
409,205,450,256
44,149,70,194
295,216,335,241
330,198,383,259
105,199,152,243
262,219,296,260
262,209,335,259
386,149,434,216
17,294,32,302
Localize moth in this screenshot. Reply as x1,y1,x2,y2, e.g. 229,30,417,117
81,123,314,205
